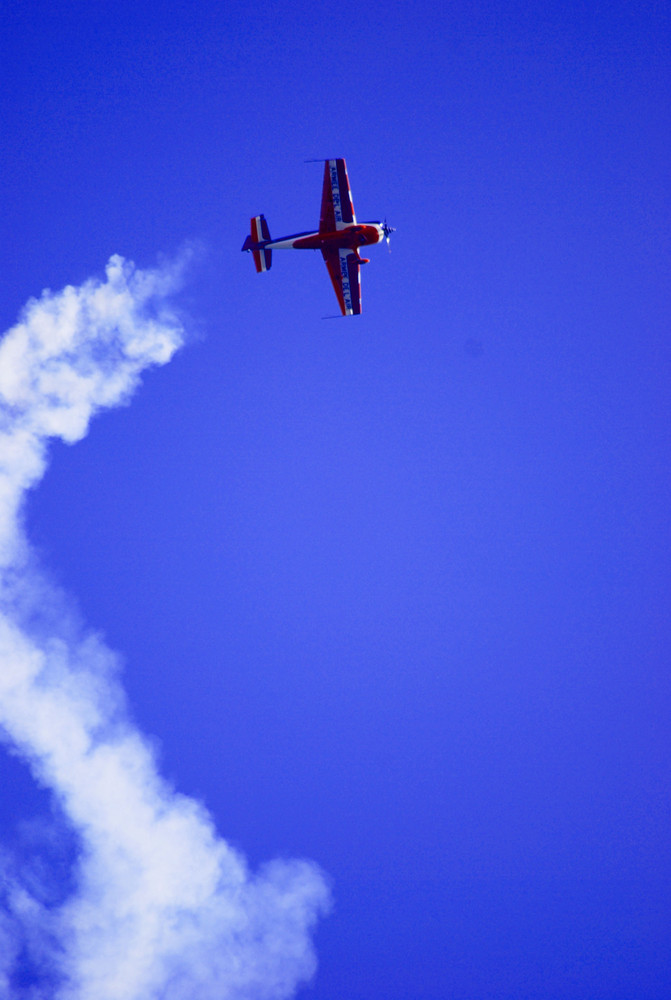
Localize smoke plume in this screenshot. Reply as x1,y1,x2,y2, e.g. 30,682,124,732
0,256,330,999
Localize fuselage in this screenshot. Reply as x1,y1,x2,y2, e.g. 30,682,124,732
260,222,386,252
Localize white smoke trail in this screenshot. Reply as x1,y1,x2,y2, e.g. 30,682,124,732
0,257,330,999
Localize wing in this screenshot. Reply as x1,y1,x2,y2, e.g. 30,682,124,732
322,249,362,316
319,159,356,232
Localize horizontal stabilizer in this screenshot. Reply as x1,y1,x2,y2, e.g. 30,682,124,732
252,247,272,272
243,215,272,272
252,214,271,243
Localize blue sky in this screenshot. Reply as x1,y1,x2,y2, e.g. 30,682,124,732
1,1,669,998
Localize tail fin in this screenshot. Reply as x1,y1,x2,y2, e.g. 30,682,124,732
242,215,272,272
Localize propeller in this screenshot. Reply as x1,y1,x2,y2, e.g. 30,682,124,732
382,219,395,249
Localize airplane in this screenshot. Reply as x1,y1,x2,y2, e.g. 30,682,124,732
241,158,394,316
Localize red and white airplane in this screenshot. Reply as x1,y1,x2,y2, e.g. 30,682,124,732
242,158,394,316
